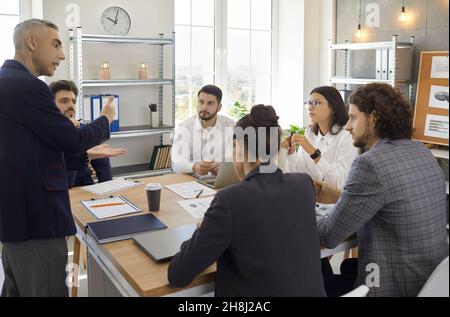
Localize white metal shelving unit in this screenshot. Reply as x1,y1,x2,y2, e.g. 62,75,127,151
68,27,176,177
328,35,415,98
69,27,176,139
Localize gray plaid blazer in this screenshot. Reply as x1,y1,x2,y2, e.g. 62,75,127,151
317,139,448,297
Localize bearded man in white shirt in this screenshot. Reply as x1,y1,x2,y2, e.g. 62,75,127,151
172,85,236,175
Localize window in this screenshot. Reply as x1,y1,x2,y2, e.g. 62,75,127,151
225,0,273,112
0,1,20,66
175,0,274,123
175,0,216,123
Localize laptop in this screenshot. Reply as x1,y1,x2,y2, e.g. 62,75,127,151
132,224,197,262
194,162,240,189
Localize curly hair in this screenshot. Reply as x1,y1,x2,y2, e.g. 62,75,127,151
349,83,413,140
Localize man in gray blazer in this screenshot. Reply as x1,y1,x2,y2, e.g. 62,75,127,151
316,83,448,297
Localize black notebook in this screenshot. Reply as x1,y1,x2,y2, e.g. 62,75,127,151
87,214,168,244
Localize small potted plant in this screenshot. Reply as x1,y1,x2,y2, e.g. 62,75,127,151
229,101,249,120
283,124,306,152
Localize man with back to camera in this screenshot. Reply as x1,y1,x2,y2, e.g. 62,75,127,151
49,80,126,188
172,85,235,176
315,83,448,297
0,19,116,297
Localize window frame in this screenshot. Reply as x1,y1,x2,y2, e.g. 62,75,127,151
175,0,278,122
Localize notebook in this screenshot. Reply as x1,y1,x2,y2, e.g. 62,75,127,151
87,214,168,244
133,224,197,262
81,195,141,219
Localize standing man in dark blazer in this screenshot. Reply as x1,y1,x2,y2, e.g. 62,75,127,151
168,105,325,297
0,19,115,297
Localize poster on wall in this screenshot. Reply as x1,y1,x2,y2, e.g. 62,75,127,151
430,56,449,79
424,115,449,140
428,85,449,110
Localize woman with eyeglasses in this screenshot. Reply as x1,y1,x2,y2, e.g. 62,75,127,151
282,86,357,190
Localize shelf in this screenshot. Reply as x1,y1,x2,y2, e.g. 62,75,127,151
431,148,449,160
329,77,410,85
112,164,172,178
81,79,174,88
330,41,413,51
110,125,173,139
70,34,174,45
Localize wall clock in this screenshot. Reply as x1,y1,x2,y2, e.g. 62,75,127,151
100,6,131,36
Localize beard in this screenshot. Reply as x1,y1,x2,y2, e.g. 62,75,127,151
353,129,375,154
199,110,218,121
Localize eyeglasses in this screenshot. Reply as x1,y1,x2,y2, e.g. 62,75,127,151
303,100,325,108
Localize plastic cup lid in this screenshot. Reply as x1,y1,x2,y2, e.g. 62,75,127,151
146,183,162,191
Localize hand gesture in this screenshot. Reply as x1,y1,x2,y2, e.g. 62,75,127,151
314,181,341,204
193,161,213,176
69,118,81,128
101,96,116,124
290,134,315,155
87,144,126,160
210,162,220,176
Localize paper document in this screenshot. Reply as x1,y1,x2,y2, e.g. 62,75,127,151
315,203,335,222
424,115,449,140
165,181,216,199
431,56,449,79
81,178,143,196
81,195,141,219
178,196,215,219
428,85,449,110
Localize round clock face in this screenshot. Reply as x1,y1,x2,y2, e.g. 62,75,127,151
100,6,131,36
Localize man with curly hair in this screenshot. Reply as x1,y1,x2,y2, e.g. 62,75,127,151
316,83,448,297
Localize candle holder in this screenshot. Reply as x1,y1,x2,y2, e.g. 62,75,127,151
139,62,149,80
101,61,110,80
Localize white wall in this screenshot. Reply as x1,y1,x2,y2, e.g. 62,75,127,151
41,0,174,168
276,0,304,129
275,0,335,128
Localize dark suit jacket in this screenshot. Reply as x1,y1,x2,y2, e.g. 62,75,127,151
168,166,326,297
65,123,113,188
0,60,110,242
66,154,112,188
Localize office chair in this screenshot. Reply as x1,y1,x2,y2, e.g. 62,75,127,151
341,285,370,297
417,256,449,297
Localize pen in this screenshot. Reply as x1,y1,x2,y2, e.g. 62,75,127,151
91,202,126,208
195,190,204,198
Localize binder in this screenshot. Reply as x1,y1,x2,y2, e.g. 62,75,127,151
153,146,163,170
149,145,159,170
91,95,102,121
101,94,120,132
165,145,172,169
159,146,169,170
381,49,389,80
83,95,92,122
87,213,168,244
375,49,382,80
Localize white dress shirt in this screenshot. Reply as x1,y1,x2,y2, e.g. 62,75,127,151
286,125,357,190
172,114,236,174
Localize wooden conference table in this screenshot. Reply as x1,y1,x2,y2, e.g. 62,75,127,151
69,173,356,297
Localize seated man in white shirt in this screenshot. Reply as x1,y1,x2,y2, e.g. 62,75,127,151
172,85,236,175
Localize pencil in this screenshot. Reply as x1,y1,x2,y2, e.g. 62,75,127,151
91,202,126,208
